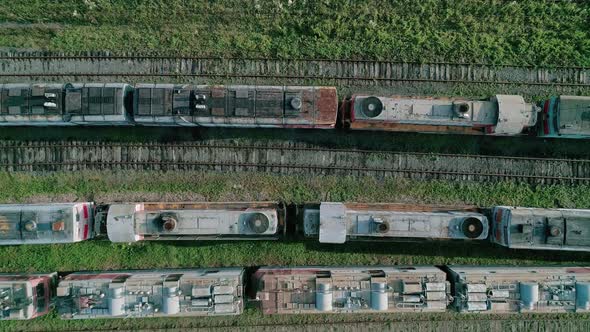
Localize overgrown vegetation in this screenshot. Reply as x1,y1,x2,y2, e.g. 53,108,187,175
1,171,589,208
0,0,589,66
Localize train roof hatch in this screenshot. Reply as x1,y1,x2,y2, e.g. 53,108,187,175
318,202,347,244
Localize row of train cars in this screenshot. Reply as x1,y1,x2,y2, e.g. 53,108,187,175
0,82,589,138
2,201,590,251
4,265,590,320
2,201,590,320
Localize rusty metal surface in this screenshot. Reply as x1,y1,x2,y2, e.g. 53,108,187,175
341,203,480,212
253,266,449,314
130,85,337,128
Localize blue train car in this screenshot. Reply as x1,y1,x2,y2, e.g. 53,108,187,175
538,96,590,138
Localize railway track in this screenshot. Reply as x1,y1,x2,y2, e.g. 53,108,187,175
0,141,588,185
0,53,589,87
21,317,590,332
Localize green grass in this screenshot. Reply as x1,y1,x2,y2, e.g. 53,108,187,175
0,0,589,66
1,171,589,208
4,309,590,332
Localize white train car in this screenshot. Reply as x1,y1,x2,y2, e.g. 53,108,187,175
56,268,245,319
447,266,590,313
303,202,488,244
106,202,285,242
0,203,95,245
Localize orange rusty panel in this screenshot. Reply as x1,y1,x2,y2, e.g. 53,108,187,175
211,87,225,98
342,202,480,212
141,201,280,211
314,87,338,127
349,121,485,134
296,88,315,123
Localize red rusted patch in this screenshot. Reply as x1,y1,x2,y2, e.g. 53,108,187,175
141,202,279,211
349,121,485,134
64,273,129,280
495,209,503,224
566,267,590,274
314,87,338,126
343,202,479,212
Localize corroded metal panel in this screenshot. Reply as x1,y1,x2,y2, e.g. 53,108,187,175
0,203,95,245
132,85,337,128
305,202,486,243
0,272,57,320
57,268,244,319
347,94,537,135
253,266,449,314
447,266,590,313
106,202,284,242
491,206,590,251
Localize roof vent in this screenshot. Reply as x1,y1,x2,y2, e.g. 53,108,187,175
23,220,37,232
372,217,389,233
246,213,270,234
453,103,470,118
548,226,562,237
290,97,302,110
360,97,383,118
160,213,178,232
461,217,484,239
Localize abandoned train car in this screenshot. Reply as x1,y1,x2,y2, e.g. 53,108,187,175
105,202,285,242
0,272,57,320
252,266,450,314
0,202,95,245
56,268,245,319
447,266,590,313
491,206,590,251
0,83,131,125
132,84,338,128
342,94,538,135
538,95,590,138
303,202,488,244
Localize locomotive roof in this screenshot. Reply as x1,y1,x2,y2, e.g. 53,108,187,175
559,96,590,136
0,203,90,244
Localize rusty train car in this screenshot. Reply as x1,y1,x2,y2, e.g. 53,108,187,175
0,83,337,128
56,268,244,319
4,265,590,320
0,82,588,138
1,202,589,253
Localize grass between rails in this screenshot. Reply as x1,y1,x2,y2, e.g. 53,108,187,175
0,172,590,330
1,171,589,208
4,309,590,332
0,0,589,66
